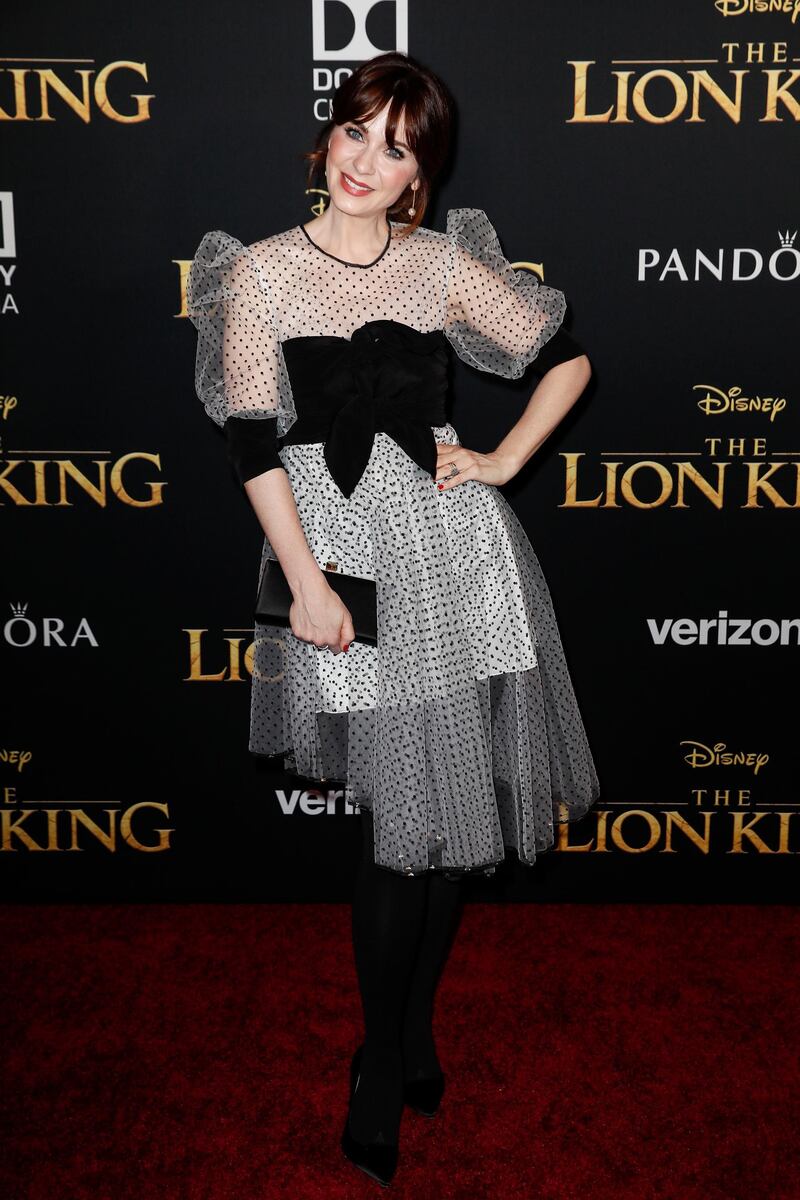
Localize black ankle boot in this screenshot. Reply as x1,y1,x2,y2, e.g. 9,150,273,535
341,1044,400,1187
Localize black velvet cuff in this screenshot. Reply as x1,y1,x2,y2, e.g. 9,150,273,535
533,327,586,375
224,415,284,485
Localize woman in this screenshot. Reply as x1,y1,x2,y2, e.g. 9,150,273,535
188,51,600,1188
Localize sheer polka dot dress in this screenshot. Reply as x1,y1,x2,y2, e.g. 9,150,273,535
188,208,601,877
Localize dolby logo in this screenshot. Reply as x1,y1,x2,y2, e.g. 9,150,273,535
647,611,800,646
312,0,408,61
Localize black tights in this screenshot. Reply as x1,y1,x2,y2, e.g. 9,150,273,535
348,808,464,1142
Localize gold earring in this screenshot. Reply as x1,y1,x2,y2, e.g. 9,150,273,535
408,183,418,218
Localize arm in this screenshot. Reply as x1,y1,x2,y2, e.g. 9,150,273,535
188,232,354,651
435,351,591,489
224,412,355,654
438,208,594,489
242,467,354,653
489,352,591,480
489,325,592,479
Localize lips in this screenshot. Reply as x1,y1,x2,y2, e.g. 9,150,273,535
341,171,373,192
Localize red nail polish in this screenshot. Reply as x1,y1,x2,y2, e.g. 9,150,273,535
437,483,444,491
343,643,350,651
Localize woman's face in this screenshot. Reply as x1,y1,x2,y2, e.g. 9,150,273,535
326,103,419,216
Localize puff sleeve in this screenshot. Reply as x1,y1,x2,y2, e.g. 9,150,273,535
187,230,297,481
443,208,568,379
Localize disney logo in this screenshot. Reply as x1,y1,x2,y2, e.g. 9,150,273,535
694,385,786,421
680,741,768,774
714,0,800,21
0,749,32,773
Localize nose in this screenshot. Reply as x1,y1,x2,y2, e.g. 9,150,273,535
351,146,377,177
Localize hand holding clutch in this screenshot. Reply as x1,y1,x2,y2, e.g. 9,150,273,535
255,558,378,646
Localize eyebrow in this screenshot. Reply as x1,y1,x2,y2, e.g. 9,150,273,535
351,119,410,150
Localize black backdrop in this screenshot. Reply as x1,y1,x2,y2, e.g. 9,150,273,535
3,1,798,902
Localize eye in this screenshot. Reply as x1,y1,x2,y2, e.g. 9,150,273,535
344,125,405,160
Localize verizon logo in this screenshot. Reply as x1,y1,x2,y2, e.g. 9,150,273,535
276,790,359,815
647,612,800,646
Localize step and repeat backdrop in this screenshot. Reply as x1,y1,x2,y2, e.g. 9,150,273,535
3,1,798,902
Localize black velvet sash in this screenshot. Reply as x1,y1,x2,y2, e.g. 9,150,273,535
279,319,450,498
224,323,586,491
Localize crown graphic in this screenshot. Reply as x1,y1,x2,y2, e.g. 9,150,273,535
777,229,797,247
10,601,28,616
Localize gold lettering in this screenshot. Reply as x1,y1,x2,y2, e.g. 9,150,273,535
224,637,246,682
174,260,192,318
0,454,165,506
37,68,92,123
0,461,41,505
109,452,166,507
184,629,227,682
686,70,746,123
632,70,688,124
730,810,777,853
69,809,116,851
664,809,714,853
1,808,43,850
673,461,728,509
120,802,173,851
0,68,31,121
743,460,795,507
559,452,608,507
761,67,800,120
94,61,155,124
610,809,663,853
619,460,673,508
776,811,793,854
566,56,800,126
566,61,616,123
0,61,154,123
55,460,108,506
556,818,595,852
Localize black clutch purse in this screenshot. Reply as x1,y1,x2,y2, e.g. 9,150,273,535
255,556,378,645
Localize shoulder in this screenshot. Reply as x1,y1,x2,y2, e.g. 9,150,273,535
412,209,499,270
402,209,492,243
248,223,300,258
396,220,452,271
444,207,500,253
191,225,298,272
246,223,307,276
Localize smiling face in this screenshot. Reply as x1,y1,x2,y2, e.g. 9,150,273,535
326,102,420,217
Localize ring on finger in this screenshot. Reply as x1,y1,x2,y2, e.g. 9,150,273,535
446,460,459,479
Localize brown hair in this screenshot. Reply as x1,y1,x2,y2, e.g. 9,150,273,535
302,51,454,236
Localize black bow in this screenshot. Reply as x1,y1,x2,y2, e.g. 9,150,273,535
321,321,449,498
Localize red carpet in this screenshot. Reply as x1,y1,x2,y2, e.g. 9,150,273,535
1,903,797,1199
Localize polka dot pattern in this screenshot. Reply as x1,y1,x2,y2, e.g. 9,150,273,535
189,208,600,877
186,208,567,432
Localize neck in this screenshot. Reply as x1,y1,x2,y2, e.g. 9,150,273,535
311,207,391,261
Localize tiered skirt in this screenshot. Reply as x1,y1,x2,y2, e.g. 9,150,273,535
248,423,600,876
